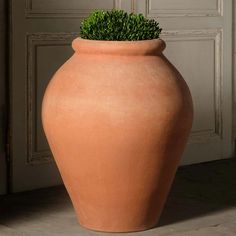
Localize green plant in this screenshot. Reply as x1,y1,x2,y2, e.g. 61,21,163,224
80,10,162,41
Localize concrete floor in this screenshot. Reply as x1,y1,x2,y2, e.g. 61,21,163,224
0,158,236,236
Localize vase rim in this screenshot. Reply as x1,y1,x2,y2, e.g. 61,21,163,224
72,37,166,56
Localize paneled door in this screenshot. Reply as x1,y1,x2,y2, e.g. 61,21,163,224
10,0,233,192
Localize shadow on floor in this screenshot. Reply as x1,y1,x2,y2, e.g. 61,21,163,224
159,158,236,226
0,185,73,225
0,158,236,228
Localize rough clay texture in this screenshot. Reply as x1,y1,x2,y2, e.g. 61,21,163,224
42,38,193,232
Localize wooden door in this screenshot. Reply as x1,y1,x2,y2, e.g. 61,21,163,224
10,0,233,192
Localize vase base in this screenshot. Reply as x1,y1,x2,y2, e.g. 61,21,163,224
79,221,158,233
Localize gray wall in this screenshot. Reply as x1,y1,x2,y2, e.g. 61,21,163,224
0,0,7,194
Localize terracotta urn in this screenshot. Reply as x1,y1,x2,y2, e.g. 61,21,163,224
42,38,193,232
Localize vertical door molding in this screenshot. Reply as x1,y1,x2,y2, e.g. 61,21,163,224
233,1,236,152
0,0,7,195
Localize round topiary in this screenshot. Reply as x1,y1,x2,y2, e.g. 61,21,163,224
80,10,162,41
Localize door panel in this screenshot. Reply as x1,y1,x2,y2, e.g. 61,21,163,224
11,0,233,192
145,0,221,17
25,0,118,18
26,33,75,164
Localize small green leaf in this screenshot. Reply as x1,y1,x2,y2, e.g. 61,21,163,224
80,10,162,41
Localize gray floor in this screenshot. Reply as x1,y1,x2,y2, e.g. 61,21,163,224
1,158,236,236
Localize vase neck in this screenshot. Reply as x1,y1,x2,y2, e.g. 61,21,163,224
72,37,166,56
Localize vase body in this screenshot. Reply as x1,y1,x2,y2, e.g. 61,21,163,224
42,38,193,233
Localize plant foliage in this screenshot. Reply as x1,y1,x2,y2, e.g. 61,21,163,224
80,10,162,41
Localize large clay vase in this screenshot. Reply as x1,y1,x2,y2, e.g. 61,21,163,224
42,38,193,233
